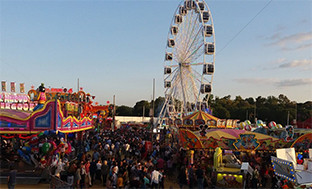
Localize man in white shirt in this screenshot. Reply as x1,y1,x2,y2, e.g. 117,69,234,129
151,168,162,189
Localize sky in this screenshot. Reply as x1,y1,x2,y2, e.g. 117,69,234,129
1,0,311,107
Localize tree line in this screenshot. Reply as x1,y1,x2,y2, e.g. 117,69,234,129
114,94,311,126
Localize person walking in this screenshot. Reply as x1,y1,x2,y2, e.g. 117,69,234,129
85,160,92,187
101,160,109,186
159,169,165,189
90,159,96,185
251,166,260,189
188,164,195,189
7,164,17,189
151,168,162,189
195,165,204,189
75,164,82,189
95,160,102,183
178,166,187,189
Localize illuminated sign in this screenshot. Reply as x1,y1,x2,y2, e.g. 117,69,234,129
45,88,73,93
271,156,297,183
0,92,36,111
216,173,243,188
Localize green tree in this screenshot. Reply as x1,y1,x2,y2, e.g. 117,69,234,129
116,105,133,116
133,100,150,116
213,105,231,119
154,96,165,116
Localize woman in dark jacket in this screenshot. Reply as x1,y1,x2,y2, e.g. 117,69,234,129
178,166,187,189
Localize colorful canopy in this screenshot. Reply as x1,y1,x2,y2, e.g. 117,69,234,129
179,129,203,149
203,129,279,140
183,110,219,121
291,133,312,149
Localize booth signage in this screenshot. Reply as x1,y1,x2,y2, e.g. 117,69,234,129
0,92,36,111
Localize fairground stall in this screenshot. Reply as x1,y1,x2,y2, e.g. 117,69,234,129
270,147,312,188
177,126,310,188
164,110,239,130
0,82,109,181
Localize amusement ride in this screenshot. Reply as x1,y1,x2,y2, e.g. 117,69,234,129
158,0,215,122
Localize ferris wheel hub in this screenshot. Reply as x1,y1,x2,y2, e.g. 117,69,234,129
179,62,191,67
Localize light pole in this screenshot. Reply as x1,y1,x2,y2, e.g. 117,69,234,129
112,95,115,132
151,79,155,143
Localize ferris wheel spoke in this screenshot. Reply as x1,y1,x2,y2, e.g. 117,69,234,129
189,69,202,83
182,18,201,61
182,41,204,63
183,25,203,60
185,69,199,101
182,10,196,59
165,67,179,81
183,28,204,62
190,62,204,66
166,65,179,68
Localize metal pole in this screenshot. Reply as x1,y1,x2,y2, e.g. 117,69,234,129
112,95,115,132
295,102,297,127
78,78,79,92
246,110,248,121
287,111,289,125
151,79,155,143
254,103,257,123
143,106,145,122
152,78,155,122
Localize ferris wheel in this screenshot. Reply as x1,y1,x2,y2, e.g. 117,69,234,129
159,0,215,120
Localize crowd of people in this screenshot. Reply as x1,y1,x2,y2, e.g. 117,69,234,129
1,126,302,189
52,128,185,188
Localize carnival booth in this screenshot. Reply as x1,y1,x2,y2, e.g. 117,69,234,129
0,83,109,172
171,110,239,130
0,83,112,135
0,99,93,134
271,148,312,187
213,147,254,188
207,129,288,151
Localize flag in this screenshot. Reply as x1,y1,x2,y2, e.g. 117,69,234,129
1,81,6,92
10,82,16,93
20,83,25,93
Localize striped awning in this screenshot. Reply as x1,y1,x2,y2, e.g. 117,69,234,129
183,110,219,121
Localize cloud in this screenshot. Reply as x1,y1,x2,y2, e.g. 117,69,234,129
276,78,312,87
300,19,309,24
272,58,286,65
265,32,282,41
281,42,312,51
296,43,312,50
271,31,312,46
267,31,312,50
233,78,277,85
234,77,312,87
279,59,312,69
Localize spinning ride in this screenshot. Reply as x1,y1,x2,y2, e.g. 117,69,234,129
160,0,215,121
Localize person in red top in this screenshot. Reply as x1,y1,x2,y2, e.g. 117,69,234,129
157,157,165,170
85,160,92,187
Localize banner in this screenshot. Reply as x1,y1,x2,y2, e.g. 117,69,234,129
10,82,16,93
20,83,25,93
1,81,6,92
233,134,260,150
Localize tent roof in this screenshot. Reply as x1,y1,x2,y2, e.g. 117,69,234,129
183,110,219,121
203,129,279,140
